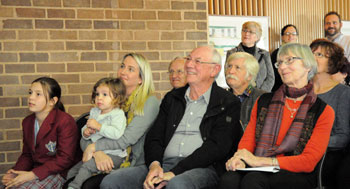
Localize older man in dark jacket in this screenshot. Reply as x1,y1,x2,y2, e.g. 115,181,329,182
225,52,265,130
100,46,242,189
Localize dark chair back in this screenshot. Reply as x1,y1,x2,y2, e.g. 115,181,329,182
62,112,90,189
314,151,327,189
74,112,90,160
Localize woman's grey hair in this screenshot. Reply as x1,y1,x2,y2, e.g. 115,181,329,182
277,43,318,81
225,52,260,87
242,21,262,41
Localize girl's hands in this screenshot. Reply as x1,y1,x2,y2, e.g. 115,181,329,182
4,170,36,189
1,169,16,185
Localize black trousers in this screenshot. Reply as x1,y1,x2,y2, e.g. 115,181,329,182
323,148,350,189
337,148,350,189
63,174,107,189
322,150,343,188
218,170,316,189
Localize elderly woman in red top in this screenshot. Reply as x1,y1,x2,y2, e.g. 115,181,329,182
219,43,335,189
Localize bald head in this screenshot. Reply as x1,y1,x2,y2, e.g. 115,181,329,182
186,46,222,87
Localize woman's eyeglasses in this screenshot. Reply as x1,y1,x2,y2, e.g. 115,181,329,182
275,57,303,68
241,29,257,35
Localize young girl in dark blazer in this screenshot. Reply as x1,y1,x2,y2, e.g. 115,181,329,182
1,77,78,189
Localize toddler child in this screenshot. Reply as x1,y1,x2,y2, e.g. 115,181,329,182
67,77,127,189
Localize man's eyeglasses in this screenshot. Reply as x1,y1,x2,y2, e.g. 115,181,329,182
283,32,298,36
184,56,218,65
313,52,329,58
275,57,303,68
168,70,184,75
241,29,256,35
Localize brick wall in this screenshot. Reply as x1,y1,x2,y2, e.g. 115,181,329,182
0,0,208,175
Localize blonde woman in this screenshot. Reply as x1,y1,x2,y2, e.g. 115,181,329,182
66,53,160,188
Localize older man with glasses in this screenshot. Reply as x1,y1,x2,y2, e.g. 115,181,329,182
225,52,266,130
168,57,187,89
100,46,242,189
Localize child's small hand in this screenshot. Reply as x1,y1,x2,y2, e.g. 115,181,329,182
83,127,95,137
82,143,96,162
87,119,102,131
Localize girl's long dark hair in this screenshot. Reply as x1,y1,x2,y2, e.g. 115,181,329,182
32,77,65,112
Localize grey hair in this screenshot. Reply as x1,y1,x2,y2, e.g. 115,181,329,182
277,43,318,80
210,45,222,78
196,45,222,78
242,21,262,41
168,56,183,71
225,52,260,86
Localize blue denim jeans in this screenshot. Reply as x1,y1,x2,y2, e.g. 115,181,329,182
100,157,219,189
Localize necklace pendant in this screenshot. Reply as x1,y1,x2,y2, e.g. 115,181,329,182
290,115,293,118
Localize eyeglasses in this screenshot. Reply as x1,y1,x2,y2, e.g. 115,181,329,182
241,29,257,35
275,57,303,68
184,56,218,65
283,32,298,36
313,52,329,58
168,70,184,75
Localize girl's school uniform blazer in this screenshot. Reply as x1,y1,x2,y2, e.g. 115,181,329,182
13,108,78,180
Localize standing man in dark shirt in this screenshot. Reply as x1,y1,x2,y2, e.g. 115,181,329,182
324,11,350,85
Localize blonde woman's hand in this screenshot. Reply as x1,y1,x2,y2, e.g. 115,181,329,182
94,151,114,172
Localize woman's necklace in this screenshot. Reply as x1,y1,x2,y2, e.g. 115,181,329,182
285,100,298,118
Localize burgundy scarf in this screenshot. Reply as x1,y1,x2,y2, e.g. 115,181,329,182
254,82,317,157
